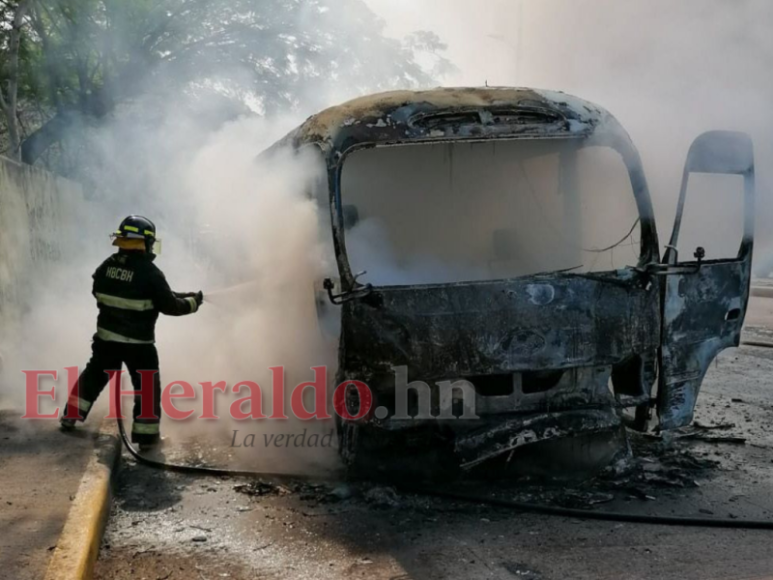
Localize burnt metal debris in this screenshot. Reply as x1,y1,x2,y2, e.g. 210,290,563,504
266,87,756,473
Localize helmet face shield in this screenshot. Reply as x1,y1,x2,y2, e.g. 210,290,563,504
151,238,163,256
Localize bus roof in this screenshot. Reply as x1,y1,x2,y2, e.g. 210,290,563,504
272,87,623,154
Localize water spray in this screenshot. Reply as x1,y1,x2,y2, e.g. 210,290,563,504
202,280,262,307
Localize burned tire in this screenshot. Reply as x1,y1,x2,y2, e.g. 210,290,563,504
335,380,368,471
336,416,460,479
336,415,360,467
335,418,388,475
334,378,459,478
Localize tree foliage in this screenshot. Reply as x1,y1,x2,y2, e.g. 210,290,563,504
0,0,34,160
0,0,452,168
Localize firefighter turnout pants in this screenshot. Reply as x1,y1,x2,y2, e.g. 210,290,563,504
65,337,162,445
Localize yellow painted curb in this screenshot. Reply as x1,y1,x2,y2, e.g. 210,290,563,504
43,420,121,580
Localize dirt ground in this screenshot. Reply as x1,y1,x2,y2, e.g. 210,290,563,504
0,412,96,580
95,298,773,580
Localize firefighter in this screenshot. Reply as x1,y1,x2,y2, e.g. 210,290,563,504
61,215,203,450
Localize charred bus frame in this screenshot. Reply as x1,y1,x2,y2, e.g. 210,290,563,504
268,87,755,471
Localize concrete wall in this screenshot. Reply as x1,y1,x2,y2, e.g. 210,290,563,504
0,156,84,343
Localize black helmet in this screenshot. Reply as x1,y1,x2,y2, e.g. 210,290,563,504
112,215,158,253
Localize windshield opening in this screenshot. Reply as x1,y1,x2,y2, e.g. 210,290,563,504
340,139,642,286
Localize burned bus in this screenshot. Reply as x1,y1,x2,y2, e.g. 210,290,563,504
270,87,755,472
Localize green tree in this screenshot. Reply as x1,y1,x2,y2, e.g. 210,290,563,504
0,0,452,167
0,0,34,161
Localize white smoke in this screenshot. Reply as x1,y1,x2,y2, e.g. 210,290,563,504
366,0,773,271
0,107,339,471
5,0,772,471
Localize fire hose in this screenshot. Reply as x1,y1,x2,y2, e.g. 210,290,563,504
114,379,773,531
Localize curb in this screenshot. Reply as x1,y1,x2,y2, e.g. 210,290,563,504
751,286,773,299
43,420,121,580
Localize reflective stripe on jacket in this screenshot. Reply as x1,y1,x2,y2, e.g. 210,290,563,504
93,250,198,343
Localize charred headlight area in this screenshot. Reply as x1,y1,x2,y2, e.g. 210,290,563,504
335,365,635,477
360,365,641,423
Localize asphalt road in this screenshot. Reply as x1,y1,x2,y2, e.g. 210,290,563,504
95,298,773,580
